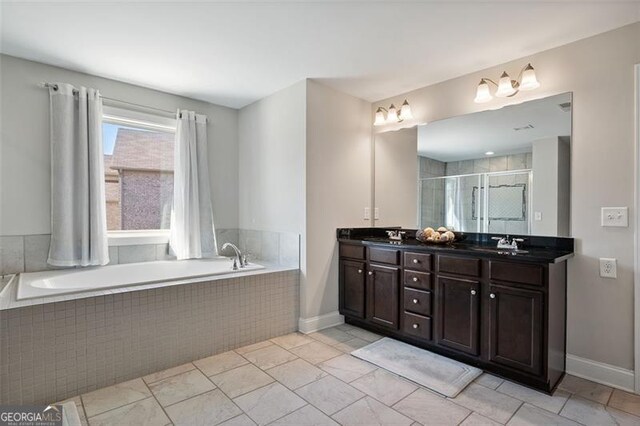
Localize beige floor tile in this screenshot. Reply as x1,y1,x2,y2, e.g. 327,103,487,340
295,375,365,415
497,380,570,414
332,396,414,426
606,406,640,426
235,341,274,355
474,373,504,390
345,328,383,342
143,363,195,385
507,403,580,426
149,369,215,407
243,344,298,369
451,383,522,424
559,395,619,425
460,412,503,426
270,405,339,426
334,338,370,353
165,389,242,426
309,328,354,346
218,414,257,426
87,397,170,426
194,351,249,376
266,359,327,390
82,378,151,417
335,323,357,332
211,364,274,398
289,341,343,365
608,389,640,417
317,354,377,383
57,396,88,426
558,374,613,404
270,332,314,349
233,382,306,426
350,369,417,406
393,389,470,426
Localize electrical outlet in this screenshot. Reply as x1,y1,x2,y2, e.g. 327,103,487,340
364,207,370,220
374,208,380,220
534,212,542,221
599,258,617,278
601,207,628,227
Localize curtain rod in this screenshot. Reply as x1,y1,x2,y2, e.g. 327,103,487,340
38,82,205,120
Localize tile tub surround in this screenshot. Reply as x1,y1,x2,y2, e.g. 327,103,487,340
0,270,299,405
0,229,300,275
52,325,640,426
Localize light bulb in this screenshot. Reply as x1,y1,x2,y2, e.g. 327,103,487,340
374,108,386,126
485,151,495,156
495,72,517,97
399,100,413,120
387,104,398,122
474,79,493,103
519,64,540,91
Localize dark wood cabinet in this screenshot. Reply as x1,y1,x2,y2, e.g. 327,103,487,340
367,264,400,330
488,284,543,375
436,276,480,356
339,259,366,318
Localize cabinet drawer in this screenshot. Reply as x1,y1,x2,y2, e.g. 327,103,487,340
403,287,431,316
403,312,432,340
369,247,400,265
438,255,481,277
404,252,432,272
340,244,365,260
490,261,544,287
403,270,432,291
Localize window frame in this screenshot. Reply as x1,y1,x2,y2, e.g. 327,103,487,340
102,105,177,246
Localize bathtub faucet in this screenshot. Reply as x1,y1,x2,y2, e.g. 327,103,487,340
222,243,247,270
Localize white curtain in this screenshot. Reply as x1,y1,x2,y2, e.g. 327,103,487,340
169,110,217,259
47,83,109,267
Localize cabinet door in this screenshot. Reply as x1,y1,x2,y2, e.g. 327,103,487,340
339,260,366,318
367,264,400,330
488,284,543,375
436,276,480,356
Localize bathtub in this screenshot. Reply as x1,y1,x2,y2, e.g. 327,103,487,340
15,258,264,300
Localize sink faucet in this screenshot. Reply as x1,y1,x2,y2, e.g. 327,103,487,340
386,230,406,241
222,243,247,269
491,235,525,250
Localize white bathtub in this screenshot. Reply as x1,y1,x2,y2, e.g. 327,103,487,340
16,258,264,300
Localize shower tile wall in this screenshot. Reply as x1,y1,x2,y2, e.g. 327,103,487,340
418,157,446,228
0,270,300,405
0,229,300,275
444,153,532,176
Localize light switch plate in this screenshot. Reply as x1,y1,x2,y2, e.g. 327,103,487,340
534,212,542,221
364,207,370,220
599,258,617,278
601,207,628,227
374,208,380,220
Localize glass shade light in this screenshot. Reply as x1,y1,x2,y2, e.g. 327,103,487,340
519,63,540,91
374,108,386,126
495,72,517,97
474,79,493,103
387,104,398,122
399,100,413,120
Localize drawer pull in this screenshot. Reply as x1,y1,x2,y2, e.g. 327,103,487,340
412,277,418,282
413,259,419,264
412,298,418,304
368,271,374,276
357,269,362,274
412,323,419,329
490,293,496,299
470,290,477,296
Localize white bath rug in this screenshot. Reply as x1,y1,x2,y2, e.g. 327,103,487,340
351,337,481,397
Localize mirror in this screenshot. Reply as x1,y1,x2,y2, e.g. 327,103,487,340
374,93,572,236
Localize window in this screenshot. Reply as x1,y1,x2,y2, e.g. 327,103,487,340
102,106,176,235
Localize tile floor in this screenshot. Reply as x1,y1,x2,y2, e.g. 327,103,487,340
58,324,640,426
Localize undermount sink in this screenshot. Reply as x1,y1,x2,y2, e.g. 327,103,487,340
469,247,529,255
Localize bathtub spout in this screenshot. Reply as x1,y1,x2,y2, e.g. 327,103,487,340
222,243,245,268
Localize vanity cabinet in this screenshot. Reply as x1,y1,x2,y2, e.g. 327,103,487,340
337,236,572,393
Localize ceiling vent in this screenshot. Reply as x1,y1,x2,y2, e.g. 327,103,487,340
558,102,572,112
513,124,534,131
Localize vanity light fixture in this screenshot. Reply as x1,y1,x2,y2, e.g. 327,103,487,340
474,63,540,103
374,99,413,125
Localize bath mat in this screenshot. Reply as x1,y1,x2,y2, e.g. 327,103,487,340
351,337,481,397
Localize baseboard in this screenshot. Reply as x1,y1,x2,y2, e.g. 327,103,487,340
566,353,635,392
298,311,344,334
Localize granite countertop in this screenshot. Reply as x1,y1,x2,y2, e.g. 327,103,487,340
337,228,575,264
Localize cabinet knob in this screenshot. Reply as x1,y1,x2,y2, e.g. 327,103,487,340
413,259,419,264
357,269,362,274
490,293,496,299
412,277,418,282
412,323,419,329
412,298,419,304
470,290,477,296
368,271,373,276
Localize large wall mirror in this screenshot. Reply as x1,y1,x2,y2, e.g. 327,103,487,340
374,92,572,237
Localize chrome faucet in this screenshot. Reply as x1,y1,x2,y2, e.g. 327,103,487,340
386,230,406,241
222,243,247,269
491,235,525,250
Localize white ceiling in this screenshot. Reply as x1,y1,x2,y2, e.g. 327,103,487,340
1,1,638,109
417,92,572,162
